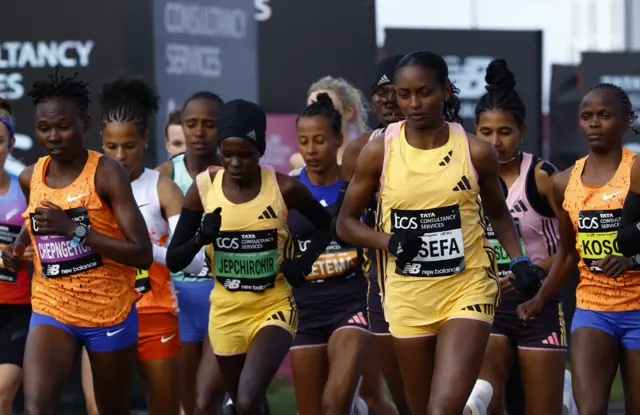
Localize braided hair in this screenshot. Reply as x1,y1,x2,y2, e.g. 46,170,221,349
99,77,159,135
589,83,638,132
28,67,91,115
395,51,463,123
475,59,526,127
297,92,342,138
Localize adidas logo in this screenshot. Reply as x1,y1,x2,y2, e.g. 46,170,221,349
439,150,453,166
258,205,277,219
246,130,257,140
510,200,529,213
452,175,472,191
377,74,390,86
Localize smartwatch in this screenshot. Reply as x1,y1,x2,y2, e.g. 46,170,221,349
70,223,89,248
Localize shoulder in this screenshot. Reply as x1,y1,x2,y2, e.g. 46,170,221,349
97,154,127,175
157,172,182,195
155,160,173,177
466,133,498,170
552,166,574,198
290,152,305,169
18,164,35,194
533,158,558,184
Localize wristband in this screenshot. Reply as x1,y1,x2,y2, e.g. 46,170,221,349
509,256,531,270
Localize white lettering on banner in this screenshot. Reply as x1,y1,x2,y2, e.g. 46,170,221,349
166,43,222,78
254,0,272,21
445,56,493,119
164,2,248,39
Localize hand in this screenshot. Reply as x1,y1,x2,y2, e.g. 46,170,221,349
280,258,310,288
500,273,517,295
23,245,36,261
198,207,222,245
596,255,634,278
388,230,423,263
517,295,544,321
1,242,27,272
510,260,546,296
33,202,76,237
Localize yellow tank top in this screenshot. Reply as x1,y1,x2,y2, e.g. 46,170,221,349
196,165,293,311
377,121,499,327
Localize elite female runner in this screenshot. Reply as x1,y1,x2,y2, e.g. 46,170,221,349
290,76,369,169
0,70,152,414
337,51,541,414
341,55,410,415
166,99,333,415
80,77,206,415
289,93,370,415
472,59,566,415
0,103,32,415
156,91,225,414
518,83,640,414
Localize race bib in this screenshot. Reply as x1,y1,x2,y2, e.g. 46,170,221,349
391,205,465,277
578,209,622,274
135,267,151,293
485,218,527,277
214,229,279,292
0,222,21,282
30,207,103,278
184,253,213,279
296,239,360,282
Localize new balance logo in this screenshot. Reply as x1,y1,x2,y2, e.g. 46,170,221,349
510,200,528,213
258,205,277,219
452,175,472,191
246,130,257,140
439,150,453,166
541,332,561,346
377,74,391,85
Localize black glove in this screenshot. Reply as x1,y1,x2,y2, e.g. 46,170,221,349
388,230,423,263
510,259,545,296
280,258,310,288
196,207,222,245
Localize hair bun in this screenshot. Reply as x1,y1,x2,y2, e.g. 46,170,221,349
315,92,335,108
485,59,516,92
100,77,159,114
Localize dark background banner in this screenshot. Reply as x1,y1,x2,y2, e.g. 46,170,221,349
0,0,154,175
548,64,583,171
383,28,543,156
153,0,258,161
581,52,640,153
257,0,377,114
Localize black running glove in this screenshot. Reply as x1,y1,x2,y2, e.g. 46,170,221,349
280,258,310,288
388,230,423,263
510,258,545,296
195,207,222,246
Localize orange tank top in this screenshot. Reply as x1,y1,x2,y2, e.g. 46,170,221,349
563,148,640,312
23,151,137,326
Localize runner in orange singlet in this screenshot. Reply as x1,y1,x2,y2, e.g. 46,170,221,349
1,70,152,414
519,83,640,414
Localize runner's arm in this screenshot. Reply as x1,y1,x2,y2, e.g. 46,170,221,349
92,156,153,269
535,170,579,302
534,161,560,272
278,173,333,268
166,182,206,273
157,176,204,274
155,160,173,177
13,166,33,247
617,157,640,256
470,137,523,259
336,137,389,251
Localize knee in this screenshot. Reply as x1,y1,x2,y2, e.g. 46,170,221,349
575,400,609,415
234,393,262,415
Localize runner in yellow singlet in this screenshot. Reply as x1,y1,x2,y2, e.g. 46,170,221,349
337,51,541,414
166,99,333,414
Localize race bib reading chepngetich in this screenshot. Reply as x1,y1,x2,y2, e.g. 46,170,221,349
578,209,623,274
30,206,103,278
390,205,465,277
214,229,279,292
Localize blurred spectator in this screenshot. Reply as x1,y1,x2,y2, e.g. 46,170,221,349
164,109,186,157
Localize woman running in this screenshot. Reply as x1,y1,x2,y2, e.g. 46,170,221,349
290,76,369,169
289,93,371,415
337,50,542,414
80,77,206,415
165,109,186,157
0,102,32,415
518,83,640,414
471,59,566,415
166,99,333,414
0,70,152,414
341,54,410,415
156,91,225,414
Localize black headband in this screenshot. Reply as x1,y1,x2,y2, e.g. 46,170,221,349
372,55,404,94
217,99,267,155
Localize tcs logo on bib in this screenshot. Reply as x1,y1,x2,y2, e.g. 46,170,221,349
216,237,239,250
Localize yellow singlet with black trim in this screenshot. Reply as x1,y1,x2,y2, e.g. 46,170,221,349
196,165,297,355
376,121,499,336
